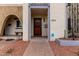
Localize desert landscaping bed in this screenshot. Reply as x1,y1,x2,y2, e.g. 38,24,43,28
56,38,79,46
0,40,29,56
49,41,79,56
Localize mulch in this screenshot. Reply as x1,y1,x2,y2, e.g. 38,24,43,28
0,40,29,56
49,41,79,56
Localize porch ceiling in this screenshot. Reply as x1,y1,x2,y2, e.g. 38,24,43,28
31,8,48,15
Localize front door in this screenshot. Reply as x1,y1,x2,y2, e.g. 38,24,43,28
34,18,42,36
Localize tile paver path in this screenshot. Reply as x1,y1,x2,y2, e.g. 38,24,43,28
23,39,54,56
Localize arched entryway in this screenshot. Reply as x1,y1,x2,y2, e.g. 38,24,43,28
3,15,22,36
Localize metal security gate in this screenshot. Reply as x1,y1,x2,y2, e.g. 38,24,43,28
67,3,79,40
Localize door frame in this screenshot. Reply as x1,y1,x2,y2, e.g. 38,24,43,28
34,18,42,37
29,3,50,40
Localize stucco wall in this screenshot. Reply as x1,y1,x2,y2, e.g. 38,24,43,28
23,3,67,41
0,6,23,35
23,4,29,41
50,3,66,41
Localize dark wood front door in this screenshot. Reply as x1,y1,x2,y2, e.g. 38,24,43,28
34,18,42,36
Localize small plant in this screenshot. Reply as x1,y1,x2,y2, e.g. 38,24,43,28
0,39,2,41
77,52,79,56
6,48,14,54
75,51,79,56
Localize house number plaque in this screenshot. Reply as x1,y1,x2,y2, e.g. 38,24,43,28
51,19,56,22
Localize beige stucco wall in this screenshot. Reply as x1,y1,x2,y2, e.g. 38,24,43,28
23,3,67,41
23,4,29,41
50,3,66,41
0,4,67,41
0,5,23,35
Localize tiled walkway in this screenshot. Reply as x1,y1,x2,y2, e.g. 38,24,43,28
23,38,54,56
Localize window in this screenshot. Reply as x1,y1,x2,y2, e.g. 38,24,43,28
15,32,23,36
68,18,71,32
16,20,22,28
67,3,71,6
8,24,11,26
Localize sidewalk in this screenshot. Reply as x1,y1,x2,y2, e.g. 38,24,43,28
23,39,54,56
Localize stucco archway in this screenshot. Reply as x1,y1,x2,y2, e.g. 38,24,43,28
1,14,22,36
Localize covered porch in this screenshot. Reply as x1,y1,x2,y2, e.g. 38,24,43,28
0,15,23,40
26,3,50,40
